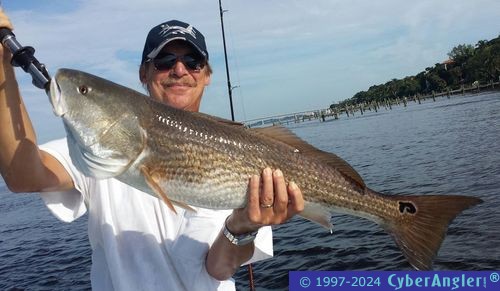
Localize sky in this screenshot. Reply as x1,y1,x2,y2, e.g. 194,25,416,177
2,0,499,140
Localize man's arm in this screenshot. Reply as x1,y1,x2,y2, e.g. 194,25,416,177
0,9,73,193
205,168,304,280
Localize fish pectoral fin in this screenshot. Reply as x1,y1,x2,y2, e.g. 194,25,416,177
298,202,333,232
140,167,197,214
140,166,177,214
250,126,365,188
171,200,197,213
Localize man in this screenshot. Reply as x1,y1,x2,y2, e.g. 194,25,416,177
0,10,304,291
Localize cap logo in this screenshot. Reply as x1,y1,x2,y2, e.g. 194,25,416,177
159,24,197,39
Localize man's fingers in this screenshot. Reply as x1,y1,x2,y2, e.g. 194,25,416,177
0,9,14,30
260,167,274,208
287,181,305,216
272,169,288,215
245,168,305,227
247,174,261,222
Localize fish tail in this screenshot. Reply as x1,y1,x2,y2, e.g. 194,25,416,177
382,194,482,270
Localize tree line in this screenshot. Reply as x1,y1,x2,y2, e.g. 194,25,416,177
332,34,500,108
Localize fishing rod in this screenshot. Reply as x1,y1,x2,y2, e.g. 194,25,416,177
0,27,51,94
218,0,235,121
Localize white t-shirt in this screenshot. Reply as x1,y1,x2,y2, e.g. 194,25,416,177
39,138,273,291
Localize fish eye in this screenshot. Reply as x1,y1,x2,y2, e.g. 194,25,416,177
78,85,89,95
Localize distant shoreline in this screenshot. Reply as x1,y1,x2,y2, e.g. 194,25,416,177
244,87,500,127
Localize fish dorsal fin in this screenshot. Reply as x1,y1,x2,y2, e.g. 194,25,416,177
192,111,245,127
251,126,365,188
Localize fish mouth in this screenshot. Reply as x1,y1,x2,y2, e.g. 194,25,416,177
49,76,67,117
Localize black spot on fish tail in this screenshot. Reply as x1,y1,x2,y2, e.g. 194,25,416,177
398,201,417,214
381,194,482,270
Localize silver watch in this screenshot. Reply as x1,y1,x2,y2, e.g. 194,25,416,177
222,220,258,246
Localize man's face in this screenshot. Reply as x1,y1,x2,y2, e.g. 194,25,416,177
140,40,211,112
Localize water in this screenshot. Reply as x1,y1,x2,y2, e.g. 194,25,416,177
1,92,499,290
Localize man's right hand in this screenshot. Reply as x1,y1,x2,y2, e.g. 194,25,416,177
0,8,14,31
0,8,14,61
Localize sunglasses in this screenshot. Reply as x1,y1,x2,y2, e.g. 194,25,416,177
149,53,205,71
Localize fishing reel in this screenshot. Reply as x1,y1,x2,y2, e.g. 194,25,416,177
0,27,51,92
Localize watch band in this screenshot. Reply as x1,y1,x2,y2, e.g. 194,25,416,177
222,218,258,246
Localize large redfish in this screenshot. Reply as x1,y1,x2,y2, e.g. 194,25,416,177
49,68,482,270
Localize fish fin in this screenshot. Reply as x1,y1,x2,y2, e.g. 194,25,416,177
171,200,197,213
251,126,365,187
298,202,333,232
140,166,177,214
382,193,483,270
193,111,245,127
140,167,197,213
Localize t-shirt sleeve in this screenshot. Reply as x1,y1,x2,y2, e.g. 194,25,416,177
38,138,89,223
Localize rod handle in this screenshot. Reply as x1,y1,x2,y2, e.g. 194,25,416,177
0,27,51,92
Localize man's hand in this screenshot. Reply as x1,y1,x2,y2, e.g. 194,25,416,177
0,8,14,60
226,167,305,234
0,8,14,30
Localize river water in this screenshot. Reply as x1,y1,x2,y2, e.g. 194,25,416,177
1,92,499,290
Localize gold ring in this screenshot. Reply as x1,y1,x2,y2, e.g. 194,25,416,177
260,203,273,208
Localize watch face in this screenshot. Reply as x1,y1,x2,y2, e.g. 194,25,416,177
223,226,257,246
236,234,255,245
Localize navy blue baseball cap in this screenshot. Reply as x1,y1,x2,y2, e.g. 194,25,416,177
141,20,209,64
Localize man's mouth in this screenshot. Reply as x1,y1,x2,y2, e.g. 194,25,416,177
167,83,190,87
162,79,196,88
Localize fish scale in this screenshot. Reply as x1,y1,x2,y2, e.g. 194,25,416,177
50,68,483,270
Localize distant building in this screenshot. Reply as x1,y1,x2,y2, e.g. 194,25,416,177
441,59,455,70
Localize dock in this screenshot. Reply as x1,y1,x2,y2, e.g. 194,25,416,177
244,81,500,128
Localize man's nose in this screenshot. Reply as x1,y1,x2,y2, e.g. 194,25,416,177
171,60,188,77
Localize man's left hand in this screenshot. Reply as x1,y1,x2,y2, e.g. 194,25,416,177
226,167,305,234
